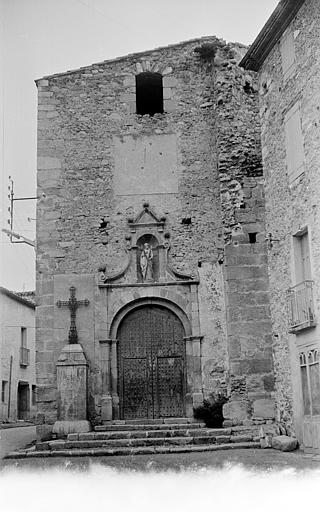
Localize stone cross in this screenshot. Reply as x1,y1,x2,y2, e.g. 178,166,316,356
56,286,89,344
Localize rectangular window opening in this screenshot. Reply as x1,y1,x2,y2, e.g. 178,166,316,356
1,381,8,403
21,327,27,348
248,232,257,244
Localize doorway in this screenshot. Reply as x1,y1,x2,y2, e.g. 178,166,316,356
17,382,30,420
117,305,186,419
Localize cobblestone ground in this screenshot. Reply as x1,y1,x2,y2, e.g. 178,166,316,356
1,448,320,473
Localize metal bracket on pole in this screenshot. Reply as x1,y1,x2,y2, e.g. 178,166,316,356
3,177,38,248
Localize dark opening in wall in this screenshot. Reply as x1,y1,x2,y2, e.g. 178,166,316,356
136,72,163,116
243,81,255,94
99,218,108,230
248,232,257,244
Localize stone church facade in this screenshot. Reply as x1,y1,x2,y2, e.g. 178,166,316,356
35,36,275,433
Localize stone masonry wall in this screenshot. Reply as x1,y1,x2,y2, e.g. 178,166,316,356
257,0,320,433
215,46,274,423
35,36,273,424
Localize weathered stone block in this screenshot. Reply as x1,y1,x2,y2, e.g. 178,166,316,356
163,99,176,112
163,87,172,100
56,344,88,422
272,435,298,452
123,76,135,87
253,398,275,419
36,424,53,442
260,435,273,448
162,76,178,87
223,400,249,421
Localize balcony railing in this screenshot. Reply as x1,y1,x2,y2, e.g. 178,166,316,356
20,347,30,367
287,280,316,333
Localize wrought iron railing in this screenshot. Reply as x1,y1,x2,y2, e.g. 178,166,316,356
20,346,30,366
287,280,316,332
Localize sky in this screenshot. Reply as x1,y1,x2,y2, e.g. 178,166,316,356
0,0,279,292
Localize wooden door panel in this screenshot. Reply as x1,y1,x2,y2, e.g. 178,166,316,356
118,305,186,419
121,358,150,419
155,356,184,418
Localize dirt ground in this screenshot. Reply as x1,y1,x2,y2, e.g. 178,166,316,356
1,447,320,473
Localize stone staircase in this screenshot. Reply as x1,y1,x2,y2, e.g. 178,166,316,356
5,418,263,459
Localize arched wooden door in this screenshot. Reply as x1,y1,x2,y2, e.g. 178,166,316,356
117,305,186,419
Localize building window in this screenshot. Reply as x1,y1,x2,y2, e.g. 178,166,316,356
284,102,304,183
1,381,7,403
32,385,37,406
136,72,163,116
280,28,295,80
20,327,30,366
287,228,316,332
300,350,320,416
294,228,311,283
21,327,27,348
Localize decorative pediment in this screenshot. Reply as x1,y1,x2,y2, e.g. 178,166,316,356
128,202,165,233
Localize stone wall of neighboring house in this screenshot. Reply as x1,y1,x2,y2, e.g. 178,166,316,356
35,36,274,426
253,0,320,440
0,288,36,422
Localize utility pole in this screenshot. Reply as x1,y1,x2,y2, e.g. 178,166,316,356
2,177,37,248
7,355,13,420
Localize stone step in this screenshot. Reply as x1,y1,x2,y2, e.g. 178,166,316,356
37,433,256,451
94,422,205,432
106,418,194,425
41,436,211,450
6,441,261,460
68,428,229,441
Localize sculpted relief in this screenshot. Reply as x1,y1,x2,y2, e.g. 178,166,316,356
98,202,195,285
140,242,154,282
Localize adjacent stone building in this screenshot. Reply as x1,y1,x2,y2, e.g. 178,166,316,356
0,287,36,422
35,36,275,435
241,0,320,452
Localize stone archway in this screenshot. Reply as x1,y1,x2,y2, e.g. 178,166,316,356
99,296,202,421
117,304,186,420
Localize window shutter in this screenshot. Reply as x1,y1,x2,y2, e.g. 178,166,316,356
284,103,304,182
280,30,295,79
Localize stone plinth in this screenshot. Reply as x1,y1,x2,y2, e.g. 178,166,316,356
53,343,91,436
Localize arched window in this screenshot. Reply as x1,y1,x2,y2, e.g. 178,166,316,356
136,72,163,116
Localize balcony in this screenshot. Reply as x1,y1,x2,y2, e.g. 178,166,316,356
20,347,30,367
287,280,316,333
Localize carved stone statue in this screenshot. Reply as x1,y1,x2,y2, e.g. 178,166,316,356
140,243,153,281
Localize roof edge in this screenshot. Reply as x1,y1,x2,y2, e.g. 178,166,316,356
35,35,246,83
240,0,305,71
0,287,36,309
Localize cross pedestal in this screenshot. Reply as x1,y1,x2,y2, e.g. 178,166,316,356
53,343,91,436
53,287,91,437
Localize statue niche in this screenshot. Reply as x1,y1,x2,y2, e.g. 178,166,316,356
137,234,159,282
